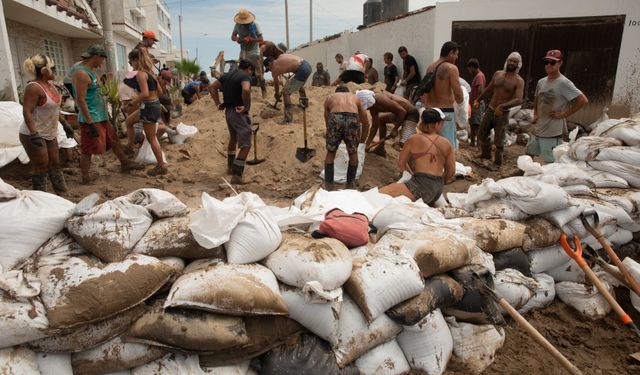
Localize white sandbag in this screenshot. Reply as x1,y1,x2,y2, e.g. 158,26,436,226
40,254,173,329
265,233,352,291
168,122,199,144
0,102,29,167
355,339,411,375
331,295,402,367
623,257,640,313
37,353,73,375
608,227,634,247
544,205,582,228
528,245,571,274
496,177,572,215
0,293,49,349
586,169,629,188
473,199,529,221
563,184,593,196
372,201,444,235
125,188,188,218
589,160,640,188
458,217,526,252
280,286,341,342
595,146,640,167
568,136,623,161
466,246,496,275
319,143,366,184
71,334,167,375
571,197,639,232
226,204,281,264
518,273,556,314
552,142,570,162
397,309,453,375
556,281,613,320
164,260,288,316
454,88,470,130
135,134,166,165
447,318,505,374
56,122,78,149
0,346,40,374
0,179,75,272
546,260,585,283
592,118,640,146
132,353,204,375
493,269,537,311
65,196,153,262
202,360,250,375
34,232,86,271
596,192,635,216
518,155,594,187
345,249,424,322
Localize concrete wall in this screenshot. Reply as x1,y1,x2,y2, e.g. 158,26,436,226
292,8,436,86
433,0,640,114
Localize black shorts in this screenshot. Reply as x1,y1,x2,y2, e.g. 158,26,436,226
404,172,443,204
225,107,252,149
340,70,365,84
140,99,161,123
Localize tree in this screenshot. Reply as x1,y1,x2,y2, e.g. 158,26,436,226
175,58,201,78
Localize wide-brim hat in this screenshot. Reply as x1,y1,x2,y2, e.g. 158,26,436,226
234,8,255,24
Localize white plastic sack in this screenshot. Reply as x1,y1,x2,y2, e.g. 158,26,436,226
293,187,394,222
589,160,640,188
547,260,585,283
466,246,496,275
519,273,556,314
623,257,640,313
226,205,281,264
586,169,629,188
397,309,453,375
372,200,445,235
0,293,49,349
280,286,341,342
202,361,251,374
556,281,613,320
493,269,537,311
0,347,40,374
454,88,470,130
319,143,366,184
37,353,73,375
568,136,623,161
447,318,505,374
592,118,640,146
135,130,167,164
355,339,411,375
595,146,640,166
528,245,571,274
57,122,78,149
473,198,529,221
131,353,204,375
0,179,75,272
496,177,572,215
125,188,188,218
0,101,29,167
168,122,198,144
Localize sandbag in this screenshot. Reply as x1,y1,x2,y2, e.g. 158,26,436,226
331,295,402,368
447,318,505,374
546,260,586,283
0,346,40,374
126,302,248,352
133,216,225,259
135,135,167,165
473,198,528,221
623,257,640,313
496,177,572,215
168,122,199,144
37,352,73,375
556,281,613,320
265,233,352,291
397,309,453,375
198,316,302,367
202,360,250,375
29,304,146,353
522,217,562,251
225,204,281,264
355,339,410,375
372,201,442,235
445,266,504,325
71,334,167,375
586,169,629,188
568,136,623,160
465,246,496,275
595,146,640,167
164,260,288,316
344,249,424,322
527,245,571,274
132,353,204,375
280,285,341,342
592,118,640,146
459,218,525,252
386,275,463,326
40,254,173,329
518,273,556,314
124,188,188,218
260,334,359,375
65,196,153,262
589,160,640,188
492,248,532,276
493,269,537,311
0,293,49,349
318,143,366,184
0,179,75,271
0,102,29,167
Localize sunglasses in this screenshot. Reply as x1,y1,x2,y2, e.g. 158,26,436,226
543,60,557,66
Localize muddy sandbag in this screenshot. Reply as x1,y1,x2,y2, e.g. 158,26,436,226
164,260,288,316
355,339,410,375
37,352,73,375
522,217,561,251
411,230,473,278
133,216,225,259
40,254,174,329
386,275,463,326
447,317,505,374
445,266,504,325
556,281,613,320
126,302,248,352
466,246,496,275
527,245,571,274
491,248,532,277
131,353,203,375
202,360,250,374
0,346,40,374
518,273,556,314
344,249,424,322
260,334,359,375
592,118,640,146
265,233,352,291
546,260,586,283
397,309,453,375
65,196,153,262
0,293,49,349
124,188,188,218
458,218,525,252
71,334,167,375
493,269,537,311
29,304,146,353
280,285,341,342
198,316,302,367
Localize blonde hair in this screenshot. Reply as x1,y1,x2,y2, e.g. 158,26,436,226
128,48,154,74
23,54,55,80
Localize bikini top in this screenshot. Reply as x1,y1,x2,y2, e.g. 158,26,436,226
410,134,446,162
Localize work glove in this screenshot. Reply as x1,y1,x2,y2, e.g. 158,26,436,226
29,132,44,147
243,36,252,43
87,123,100,138
61,120,74,139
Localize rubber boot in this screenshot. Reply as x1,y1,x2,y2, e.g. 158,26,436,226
346,165,358,190
324,163,334,191
230,158,247,184
283,104,294,123
227,152,236,175
31,173,47,191
48,169,68,193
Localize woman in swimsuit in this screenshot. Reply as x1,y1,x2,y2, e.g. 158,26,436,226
379,108,456,205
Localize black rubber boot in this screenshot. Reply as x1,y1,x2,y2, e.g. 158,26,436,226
346,165,358,189
48,169,68,193
283,104,294,123
227,152,236,175
32,173,47,191
231,158,247,184
324,163,334,191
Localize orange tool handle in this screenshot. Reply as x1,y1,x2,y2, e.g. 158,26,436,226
560,234,587,268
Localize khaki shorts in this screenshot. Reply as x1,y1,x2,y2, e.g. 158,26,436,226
239,50,264,76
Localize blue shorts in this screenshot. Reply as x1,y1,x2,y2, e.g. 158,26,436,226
285,60,311,93
440,109,457,151
527,135,563,163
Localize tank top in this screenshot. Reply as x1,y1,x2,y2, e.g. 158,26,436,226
72,64,109,123
19,81,61,140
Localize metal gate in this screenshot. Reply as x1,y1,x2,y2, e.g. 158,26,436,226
452,16,624,125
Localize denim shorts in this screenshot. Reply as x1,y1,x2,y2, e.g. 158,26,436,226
285,60,312,93
140,99,161,124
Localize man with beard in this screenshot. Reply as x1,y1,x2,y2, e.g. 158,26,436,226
475,52,524,169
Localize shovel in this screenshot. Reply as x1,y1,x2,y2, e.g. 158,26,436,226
295,97,315,162
472,272,583,375
247,123,266,165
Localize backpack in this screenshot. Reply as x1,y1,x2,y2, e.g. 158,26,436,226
313,208,370,248
415,60,446,98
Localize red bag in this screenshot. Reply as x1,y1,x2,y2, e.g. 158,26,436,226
317,208,369,248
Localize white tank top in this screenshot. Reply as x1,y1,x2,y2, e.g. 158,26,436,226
19,81,61,140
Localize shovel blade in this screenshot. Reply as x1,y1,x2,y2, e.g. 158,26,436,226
247,158,266,165
296,147,315,162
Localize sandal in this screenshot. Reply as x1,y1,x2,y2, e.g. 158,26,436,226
147,165,169,176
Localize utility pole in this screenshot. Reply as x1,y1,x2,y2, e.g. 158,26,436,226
309,0,312,43
284,0,290,50
179,0,184,61
100,0,116,76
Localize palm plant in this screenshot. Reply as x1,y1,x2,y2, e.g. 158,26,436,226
175,58,201,78
99,77,124,136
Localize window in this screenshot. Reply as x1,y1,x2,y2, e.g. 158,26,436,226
116,43,127,71
43,39,66,75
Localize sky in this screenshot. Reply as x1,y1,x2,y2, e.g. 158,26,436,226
166,0,436,73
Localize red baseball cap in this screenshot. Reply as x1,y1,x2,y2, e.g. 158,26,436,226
142,30,159,41
544,49,563,61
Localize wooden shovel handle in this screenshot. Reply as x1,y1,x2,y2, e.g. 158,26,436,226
594,234,640,297
580,264,634,326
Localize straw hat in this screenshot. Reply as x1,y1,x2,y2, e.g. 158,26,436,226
234,8,255,24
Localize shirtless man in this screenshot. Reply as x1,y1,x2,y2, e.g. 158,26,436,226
418,41,464,151
356,90,419,155
323,86,370,190
262,41,312,123
475,52,525,168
